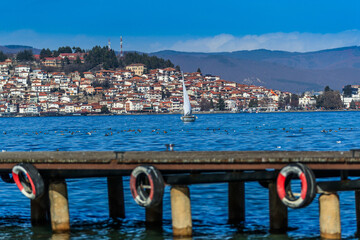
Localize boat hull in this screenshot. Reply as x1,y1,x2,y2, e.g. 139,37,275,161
181,115,196,122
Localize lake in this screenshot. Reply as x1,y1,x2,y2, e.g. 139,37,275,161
0,112,359,239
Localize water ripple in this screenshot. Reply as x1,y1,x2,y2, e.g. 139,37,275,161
0,113,359,239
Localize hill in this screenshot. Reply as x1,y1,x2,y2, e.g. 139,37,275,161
0,45,41,54
2,44,360,92
152,47,360,92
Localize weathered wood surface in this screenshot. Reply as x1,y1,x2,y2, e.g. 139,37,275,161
0,150,358,163
121,151,360,163
0,151,115,163
0,151,359,173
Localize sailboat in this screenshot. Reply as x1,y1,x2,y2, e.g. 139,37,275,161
180,73,196,122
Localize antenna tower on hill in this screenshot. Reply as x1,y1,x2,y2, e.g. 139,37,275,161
120,36,123,58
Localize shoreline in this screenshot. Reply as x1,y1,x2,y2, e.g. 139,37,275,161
1,109,358,118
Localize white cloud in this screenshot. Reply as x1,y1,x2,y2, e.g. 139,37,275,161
1,29,360,53
168,30,360,53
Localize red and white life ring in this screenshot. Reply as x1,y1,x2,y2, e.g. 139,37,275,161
130,165,164,207
277,163,316,209
12,163,44,200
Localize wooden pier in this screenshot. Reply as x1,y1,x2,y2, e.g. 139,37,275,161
3,150,360,239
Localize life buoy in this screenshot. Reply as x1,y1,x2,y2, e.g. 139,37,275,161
12,163,44,200
277,163,316,209
130,165,164,207
0,173,14,183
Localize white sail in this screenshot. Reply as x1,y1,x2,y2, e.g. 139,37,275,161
182,74,192,116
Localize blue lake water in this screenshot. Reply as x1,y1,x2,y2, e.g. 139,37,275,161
0,112,359,239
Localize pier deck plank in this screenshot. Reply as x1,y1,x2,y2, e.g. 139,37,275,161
0,151,358,175
117,151,360,171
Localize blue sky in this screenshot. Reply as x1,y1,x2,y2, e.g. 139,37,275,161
1,0,360,52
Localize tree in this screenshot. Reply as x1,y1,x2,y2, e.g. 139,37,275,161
248,98,258,108
52,50,59,57
120,52,174,70
103,49,119,69
284,95,290,105
350,100,357,109
210,99,214,109
200,98,211,111
197,67,201,73
259,97,270,108
165,60,172,68
0,51,8,62
72,46,84,53
343,85,353,97
57,46,72,54
278,96,285,110
175,65,181,71
60,59,65,68
75,56,82,64
217,94,225,110
64,57,70,65
51,88,65,93
16,50,34,61
102,79,112,89
92,79,113,89
316,90,343,109
101,106,110,114
85,45,103,66
324,86,331,92
290,94,299,109
40,48,52,59
85,46,119,69
160,89,171,99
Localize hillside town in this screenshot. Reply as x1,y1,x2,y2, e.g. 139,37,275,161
0,53,357,116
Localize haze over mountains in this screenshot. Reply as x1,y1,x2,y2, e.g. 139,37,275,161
2,45,360,92
152,47,360,92
0,45,41,54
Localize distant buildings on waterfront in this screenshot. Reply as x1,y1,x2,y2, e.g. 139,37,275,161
342,85,360,109
0,58,356,116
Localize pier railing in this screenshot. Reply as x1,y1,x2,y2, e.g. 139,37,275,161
2,150,360,239
1,150,360,171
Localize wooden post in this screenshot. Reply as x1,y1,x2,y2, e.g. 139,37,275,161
49,179,70,233
356,191,360,236
319,192,341,239
107,176,125,219
146,201,163,224
171,185,192,237
228,181,245,223
269,182,288,233
31,180,50,225
50,233,70,240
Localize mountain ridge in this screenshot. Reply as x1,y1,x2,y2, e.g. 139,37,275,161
0,45,41,54
2,44,360,92
152,46,360,92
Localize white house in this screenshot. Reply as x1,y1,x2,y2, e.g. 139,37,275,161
15,65,30,73
299,95,316,108
125,100,143,112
